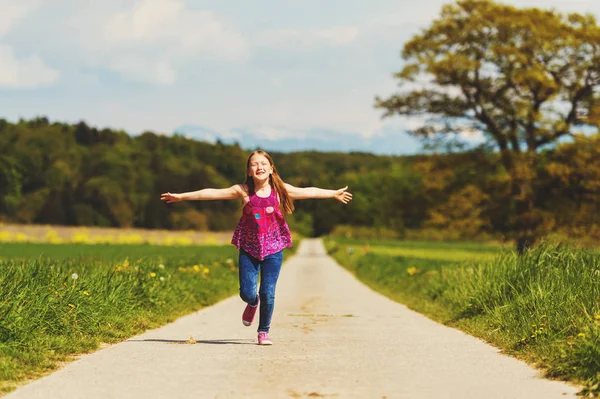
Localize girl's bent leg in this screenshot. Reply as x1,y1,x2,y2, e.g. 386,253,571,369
257,250,283,333
238,250,259,306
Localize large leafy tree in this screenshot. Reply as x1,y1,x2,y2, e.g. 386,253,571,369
376,0,600,252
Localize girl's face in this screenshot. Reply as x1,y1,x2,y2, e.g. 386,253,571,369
248,154,273,182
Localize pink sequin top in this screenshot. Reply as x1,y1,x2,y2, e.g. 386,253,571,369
231,186,292,260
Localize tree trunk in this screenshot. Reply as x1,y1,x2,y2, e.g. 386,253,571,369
516,232,534,255
510,152,538,255
513,181,537,255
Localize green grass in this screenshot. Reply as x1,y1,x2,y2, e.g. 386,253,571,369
331,236,507,253
0,242,228,260
0,243,243,394
325,237,600,397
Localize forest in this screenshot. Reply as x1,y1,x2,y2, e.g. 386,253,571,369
1,117,598,245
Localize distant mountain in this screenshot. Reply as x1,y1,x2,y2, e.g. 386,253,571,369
173,125,422,155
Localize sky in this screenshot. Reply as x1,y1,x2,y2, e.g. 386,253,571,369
1,0,599,154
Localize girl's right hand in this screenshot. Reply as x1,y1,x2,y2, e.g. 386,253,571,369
333,186,353,204
160,192,183,203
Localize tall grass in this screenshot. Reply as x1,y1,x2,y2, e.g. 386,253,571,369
325,238,600,396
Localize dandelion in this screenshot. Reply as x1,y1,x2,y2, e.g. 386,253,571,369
193,265,200,273
159,276,165,282
577,333,586,338
407,267,419,276
594,315,600,320
149,272,157,278
203,268,210,274
71,273,79,280
68,303,75,309
83,291,90,296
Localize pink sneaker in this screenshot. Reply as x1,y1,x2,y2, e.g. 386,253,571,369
242,299,259,327
257,332,273,345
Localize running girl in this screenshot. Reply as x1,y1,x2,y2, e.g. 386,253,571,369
160,150,352,345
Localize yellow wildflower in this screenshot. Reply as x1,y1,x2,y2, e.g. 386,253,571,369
203,268,210,274
83,291,90,296
193,265,200,272
577,333,586,338
407,267,419,276
149,272,157,278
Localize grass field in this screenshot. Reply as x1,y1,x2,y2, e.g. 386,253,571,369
324,237,600,397
0,242,242,394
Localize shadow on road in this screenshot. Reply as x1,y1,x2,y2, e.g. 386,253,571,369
126,338,256,345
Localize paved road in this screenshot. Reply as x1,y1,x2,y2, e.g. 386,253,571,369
7,239,579,399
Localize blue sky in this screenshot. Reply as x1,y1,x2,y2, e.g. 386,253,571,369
1,0,599,154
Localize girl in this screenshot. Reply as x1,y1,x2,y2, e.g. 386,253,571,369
160,150,352,345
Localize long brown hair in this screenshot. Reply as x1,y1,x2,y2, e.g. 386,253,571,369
245,150,295,214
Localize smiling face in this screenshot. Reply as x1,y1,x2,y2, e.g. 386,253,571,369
247,153,273,182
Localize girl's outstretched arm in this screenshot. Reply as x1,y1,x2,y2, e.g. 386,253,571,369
284,183,352,204
161,184,245,203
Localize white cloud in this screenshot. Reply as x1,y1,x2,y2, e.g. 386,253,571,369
65,0,249,84
270,77,283,87
0,0,39,37
256,26,359,48
104,0,248,60
108,56,177,85
0,0,56,89
311,27,359,45
0,44,59,88
106,0,184,42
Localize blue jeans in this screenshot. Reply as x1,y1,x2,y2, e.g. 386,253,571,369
238,249,283,333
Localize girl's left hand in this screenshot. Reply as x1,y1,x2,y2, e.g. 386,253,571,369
161,192,183,203
334,186,353,204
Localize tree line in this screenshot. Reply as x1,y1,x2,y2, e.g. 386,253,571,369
1,117,598,246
